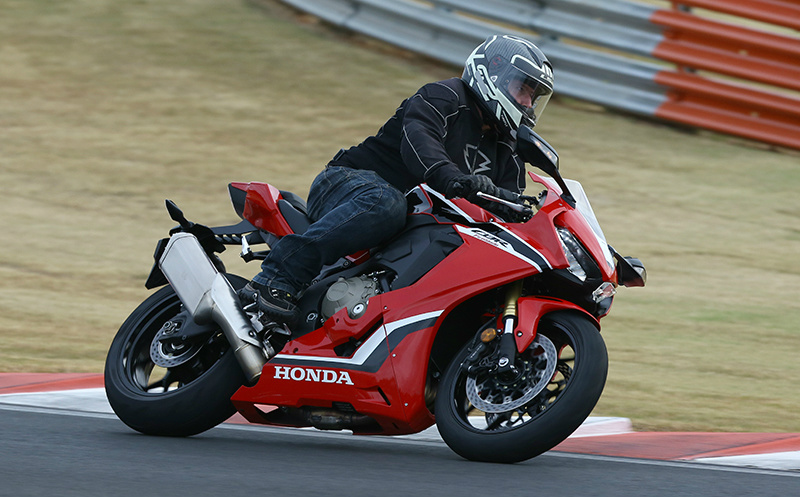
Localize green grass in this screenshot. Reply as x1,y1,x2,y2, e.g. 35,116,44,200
2,0,799,432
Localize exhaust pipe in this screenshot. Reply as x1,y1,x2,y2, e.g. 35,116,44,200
158,232,267,383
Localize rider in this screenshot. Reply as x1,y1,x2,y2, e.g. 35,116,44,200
240,34,555,327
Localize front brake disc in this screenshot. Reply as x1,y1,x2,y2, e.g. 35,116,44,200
465,334,557,414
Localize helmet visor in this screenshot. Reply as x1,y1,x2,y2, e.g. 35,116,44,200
505,75,552,126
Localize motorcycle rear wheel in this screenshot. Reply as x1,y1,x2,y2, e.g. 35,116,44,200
104,275,248,437
435,311,608,463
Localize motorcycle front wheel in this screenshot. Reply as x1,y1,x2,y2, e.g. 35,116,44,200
435,311,608,463
104,275,248,437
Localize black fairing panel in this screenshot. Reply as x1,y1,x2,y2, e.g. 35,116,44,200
228,183,247,218
377,222,462,289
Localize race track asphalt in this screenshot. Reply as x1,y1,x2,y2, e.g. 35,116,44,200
2,373,799,472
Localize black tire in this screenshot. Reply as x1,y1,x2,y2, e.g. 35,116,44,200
104,275,248,437
435,311,608,463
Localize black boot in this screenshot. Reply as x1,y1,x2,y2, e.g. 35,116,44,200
238,282,300,327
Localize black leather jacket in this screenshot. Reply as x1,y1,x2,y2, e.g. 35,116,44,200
329,78,526,195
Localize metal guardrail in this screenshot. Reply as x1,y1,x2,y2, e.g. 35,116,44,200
278,0,800,150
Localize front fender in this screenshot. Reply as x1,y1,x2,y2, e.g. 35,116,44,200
514,297,600,353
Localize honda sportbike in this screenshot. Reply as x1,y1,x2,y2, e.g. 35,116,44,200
105,127,646,463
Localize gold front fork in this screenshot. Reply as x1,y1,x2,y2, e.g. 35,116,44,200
503,280,524,323
496,280,524,371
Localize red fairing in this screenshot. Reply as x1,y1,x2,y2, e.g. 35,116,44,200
513,297,599,353
447,197,496,224
240,182,295,237
528,172,561,195
232,300,441,435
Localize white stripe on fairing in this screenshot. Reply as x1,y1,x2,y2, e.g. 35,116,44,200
420,184,478,224
492,221,552,270
274,310,443,366
456,225,543,271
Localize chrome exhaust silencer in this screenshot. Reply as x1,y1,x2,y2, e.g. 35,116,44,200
158,232,266,383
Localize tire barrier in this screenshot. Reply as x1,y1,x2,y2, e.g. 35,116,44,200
277,0,800,150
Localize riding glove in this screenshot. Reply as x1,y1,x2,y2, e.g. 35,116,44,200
444,174,499,201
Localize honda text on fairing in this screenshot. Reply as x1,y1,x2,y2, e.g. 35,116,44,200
104,126,646,463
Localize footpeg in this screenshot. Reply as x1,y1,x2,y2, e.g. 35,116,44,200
261,322,292,357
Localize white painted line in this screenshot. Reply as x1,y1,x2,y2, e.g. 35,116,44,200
546,451,800,478
0,388,114,414
569,416,633,437
692,451,800,471
0,403,119,420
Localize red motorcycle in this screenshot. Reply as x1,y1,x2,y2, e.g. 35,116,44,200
105,127,645,463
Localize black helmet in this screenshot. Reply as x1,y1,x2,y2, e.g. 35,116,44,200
462,35,554,137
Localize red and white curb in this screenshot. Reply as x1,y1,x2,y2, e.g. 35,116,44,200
2,373,798,471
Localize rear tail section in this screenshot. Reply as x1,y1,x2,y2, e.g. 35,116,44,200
228,182,311,236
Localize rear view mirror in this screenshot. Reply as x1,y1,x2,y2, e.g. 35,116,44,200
516,126,574,206
517,125,559,176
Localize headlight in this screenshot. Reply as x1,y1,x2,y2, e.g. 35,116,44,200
556,227,589,282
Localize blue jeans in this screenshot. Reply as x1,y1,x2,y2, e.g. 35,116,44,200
252,166,408,295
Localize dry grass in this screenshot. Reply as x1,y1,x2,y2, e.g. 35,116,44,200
2,0,799,432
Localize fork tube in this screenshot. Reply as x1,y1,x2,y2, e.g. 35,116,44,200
497,281,524,371
503,280,524,324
